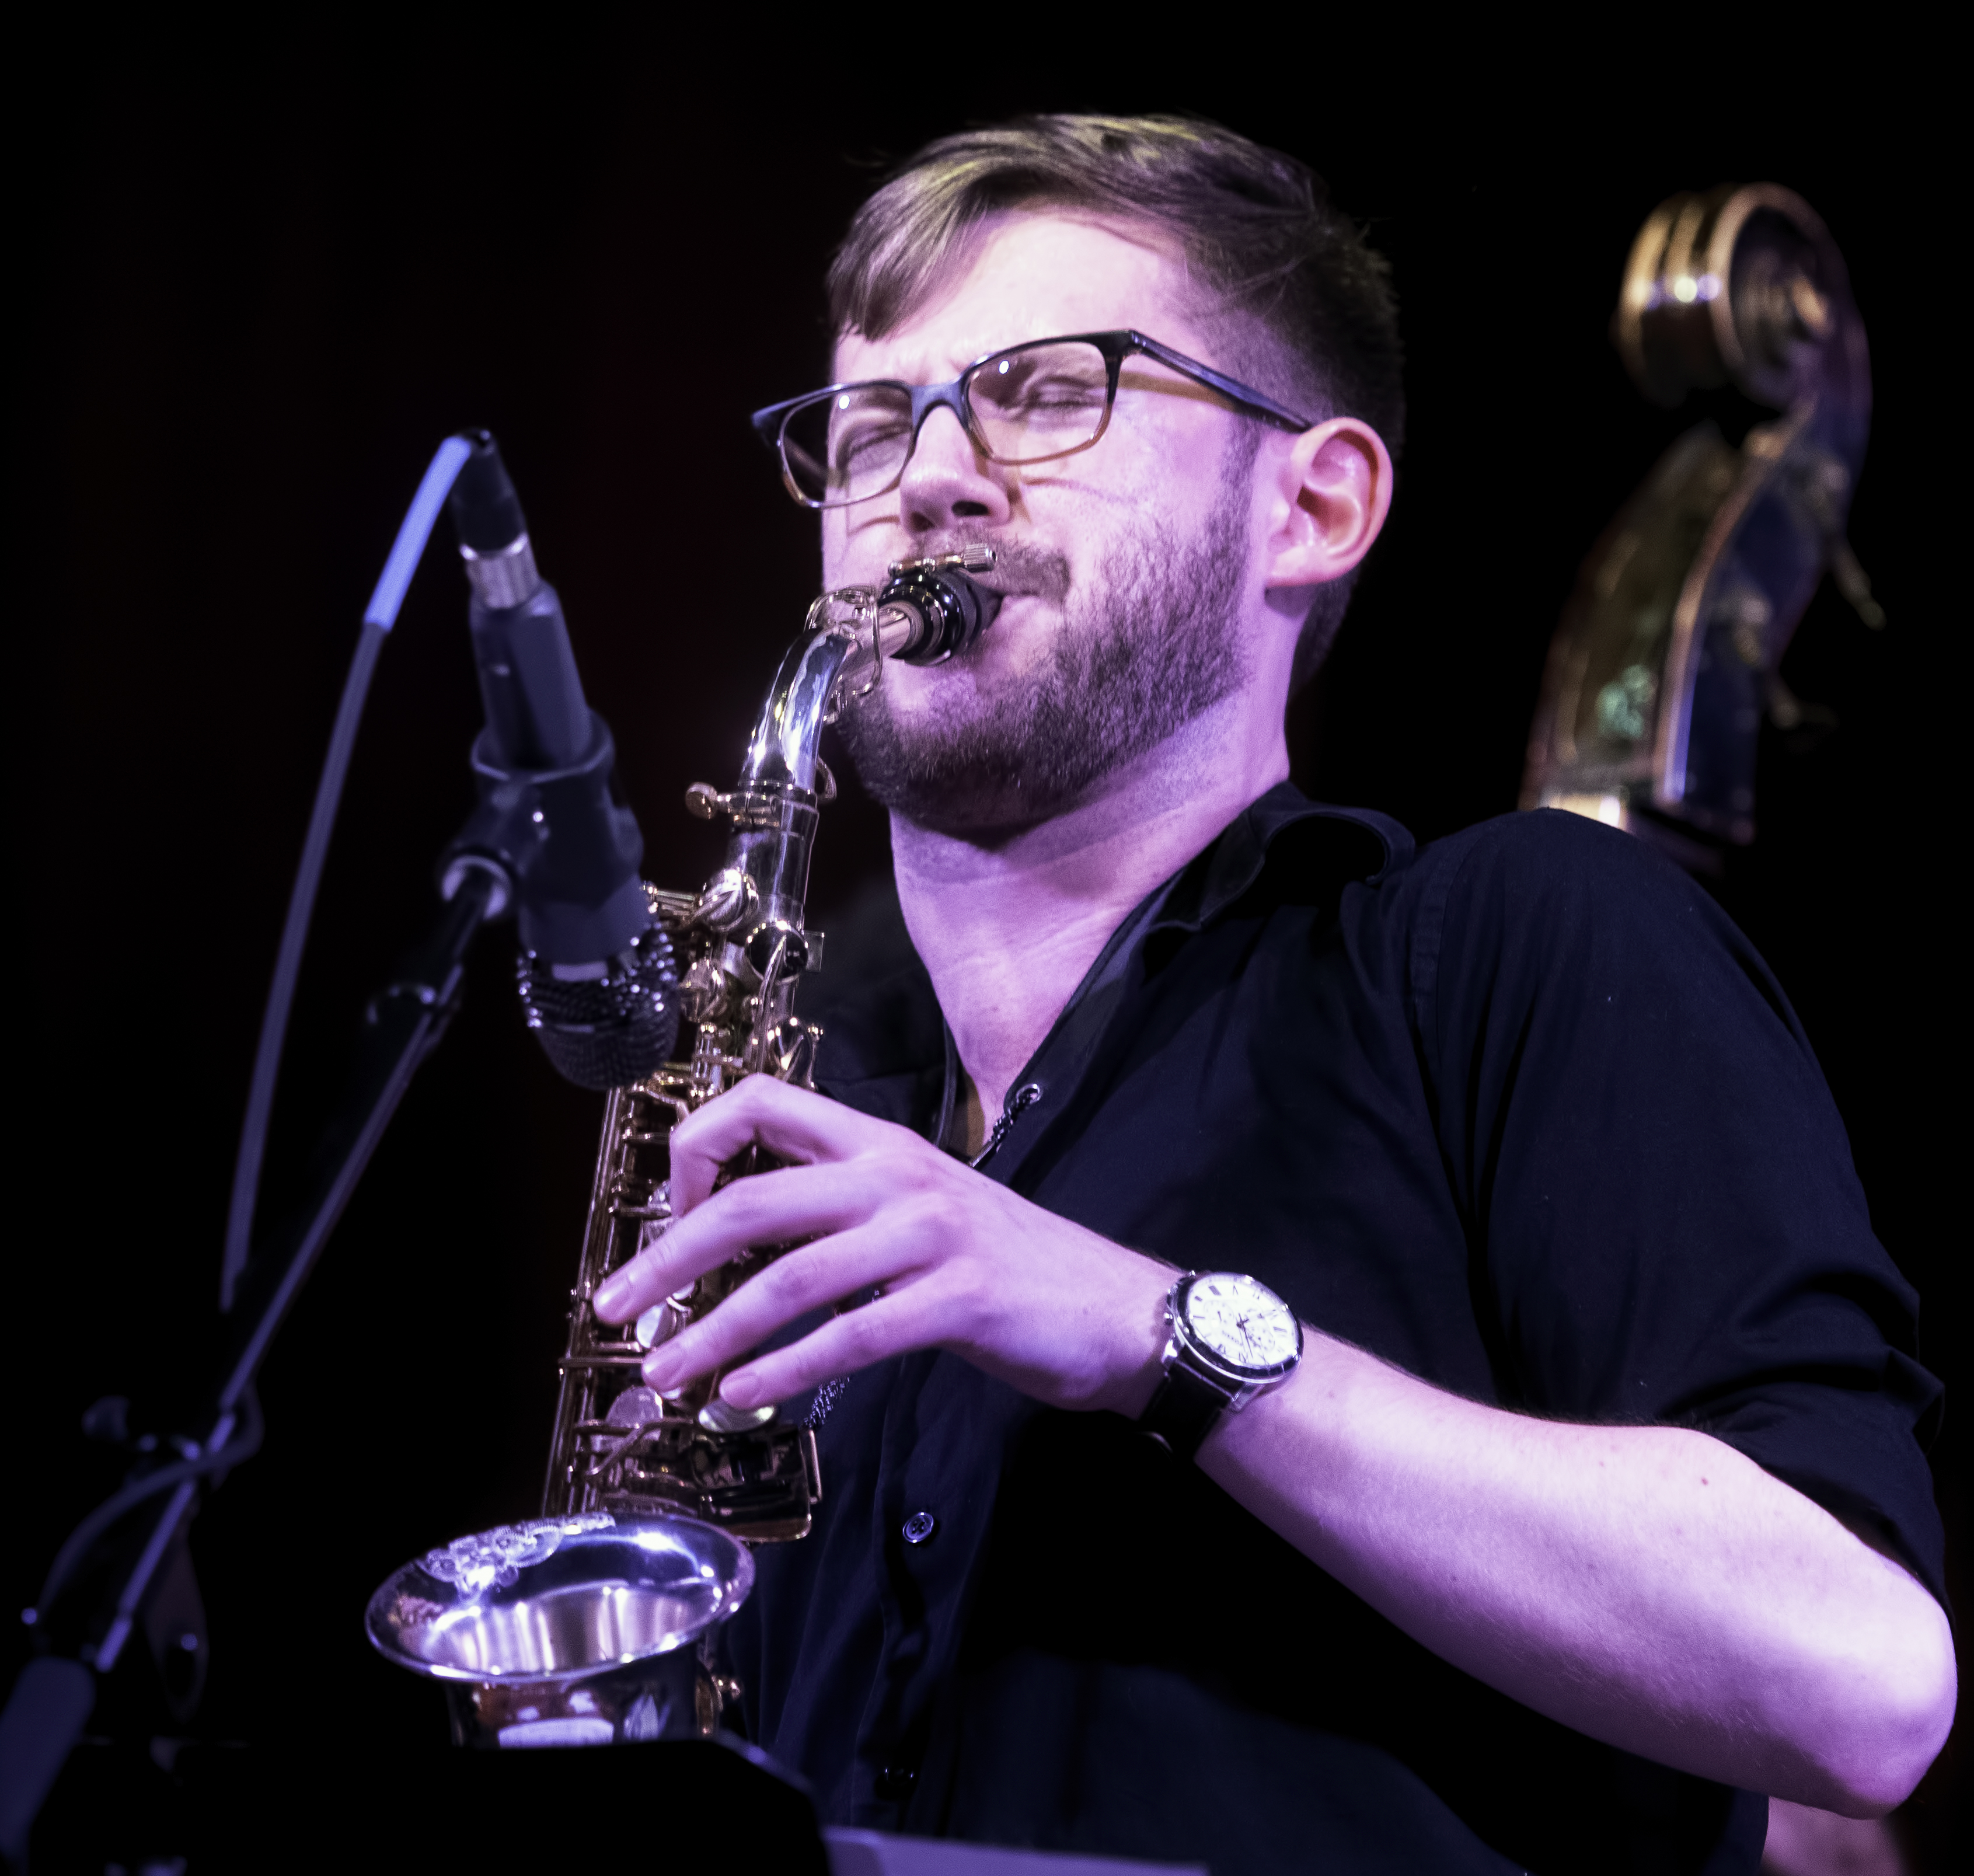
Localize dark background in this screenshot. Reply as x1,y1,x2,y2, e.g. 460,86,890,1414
9,27,1959,1863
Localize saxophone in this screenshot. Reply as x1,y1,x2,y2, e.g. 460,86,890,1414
542,546,1000,1540
367,546,1000,1746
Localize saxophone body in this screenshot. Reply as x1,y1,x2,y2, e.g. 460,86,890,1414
539,942,827,1539
541,546,998,1541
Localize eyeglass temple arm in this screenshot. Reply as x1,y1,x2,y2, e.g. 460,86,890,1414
1122,332,1317,434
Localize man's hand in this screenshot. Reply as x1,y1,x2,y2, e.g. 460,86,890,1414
590,1075,1173,1416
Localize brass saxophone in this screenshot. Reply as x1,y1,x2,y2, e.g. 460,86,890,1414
541,545,1000,1542
367,549,1000,1746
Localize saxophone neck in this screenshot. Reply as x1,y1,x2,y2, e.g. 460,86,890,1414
737,626,859,799
682,548,1002,937
736,546,1003,800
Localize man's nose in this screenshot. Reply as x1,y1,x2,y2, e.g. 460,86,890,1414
897,406,1012,533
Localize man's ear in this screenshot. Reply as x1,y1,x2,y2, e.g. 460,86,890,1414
1262,417,1393,591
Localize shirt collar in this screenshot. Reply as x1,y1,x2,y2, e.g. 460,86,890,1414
1145,782,1410,936
954,784,1411,1173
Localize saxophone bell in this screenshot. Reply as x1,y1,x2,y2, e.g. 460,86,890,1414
364,1513,752,1748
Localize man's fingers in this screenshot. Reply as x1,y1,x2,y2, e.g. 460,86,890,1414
667,1076,903,1211
592,1160,889,1321
640,1222,912,1390
714,1286,944,1410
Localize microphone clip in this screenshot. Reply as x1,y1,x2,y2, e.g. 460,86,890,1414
438,714,648,964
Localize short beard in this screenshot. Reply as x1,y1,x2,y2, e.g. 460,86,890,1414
836,438,1258,838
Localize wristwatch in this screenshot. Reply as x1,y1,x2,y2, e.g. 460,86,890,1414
1137,1270,1303,1461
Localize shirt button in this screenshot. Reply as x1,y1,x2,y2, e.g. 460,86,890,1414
901,1509,937,1546
874,1765,917,1800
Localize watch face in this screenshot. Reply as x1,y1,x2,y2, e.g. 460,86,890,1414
1181,1272,1302,1377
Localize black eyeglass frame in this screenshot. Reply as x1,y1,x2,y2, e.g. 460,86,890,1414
749,329,1318,510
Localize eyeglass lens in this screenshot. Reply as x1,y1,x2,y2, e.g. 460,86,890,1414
778,340,1114,507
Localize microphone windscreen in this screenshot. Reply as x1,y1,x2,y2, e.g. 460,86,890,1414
516,922,680,1091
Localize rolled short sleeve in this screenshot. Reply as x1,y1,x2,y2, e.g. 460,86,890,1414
1411,809,1945,1604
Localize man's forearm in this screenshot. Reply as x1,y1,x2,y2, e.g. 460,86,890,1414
1201,1333,1956,1814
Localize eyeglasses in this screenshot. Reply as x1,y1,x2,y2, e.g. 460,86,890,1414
749,330,1316,510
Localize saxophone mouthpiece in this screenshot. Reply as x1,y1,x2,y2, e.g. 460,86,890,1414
877,547,1003,663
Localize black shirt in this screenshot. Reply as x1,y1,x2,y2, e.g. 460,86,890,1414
724,786,1945,1876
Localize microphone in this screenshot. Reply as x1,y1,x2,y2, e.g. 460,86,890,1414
442,432,679,1090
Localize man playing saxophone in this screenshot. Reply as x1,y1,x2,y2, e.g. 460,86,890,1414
590,116,1953,1875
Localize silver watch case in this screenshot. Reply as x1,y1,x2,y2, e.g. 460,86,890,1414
1162,1270,1304,1411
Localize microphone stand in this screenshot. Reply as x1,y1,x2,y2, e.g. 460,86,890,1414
0,864,501,1868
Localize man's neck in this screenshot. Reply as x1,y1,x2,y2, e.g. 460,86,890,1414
889,698,1289,1131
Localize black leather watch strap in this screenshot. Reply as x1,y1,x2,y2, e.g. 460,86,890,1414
1138,1361,1233,1462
